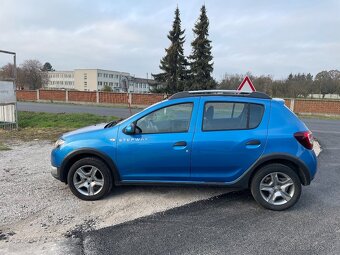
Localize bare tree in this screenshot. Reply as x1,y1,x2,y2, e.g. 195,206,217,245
0,63,15,80
17,60,48,90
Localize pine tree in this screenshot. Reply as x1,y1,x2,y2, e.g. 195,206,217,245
152,7,189,93
188,5,216,90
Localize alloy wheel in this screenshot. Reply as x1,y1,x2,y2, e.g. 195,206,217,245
259,172,295,206
73,165,104,196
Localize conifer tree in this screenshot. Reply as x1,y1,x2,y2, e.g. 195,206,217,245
188,5,216,90
152,7,189,93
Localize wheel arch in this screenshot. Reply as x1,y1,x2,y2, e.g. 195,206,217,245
247,154,311,187
59,148,121,185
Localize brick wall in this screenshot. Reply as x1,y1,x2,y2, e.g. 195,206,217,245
99,92,127,104
294,99,340,115
132,93,165,105
16,90,340,116
16,90,37,101
284,99,291,109
39,90,66,101
68,91,97,103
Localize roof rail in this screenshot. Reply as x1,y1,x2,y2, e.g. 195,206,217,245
168,90,271,100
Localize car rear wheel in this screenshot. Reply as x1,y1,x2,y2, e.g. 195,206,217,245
67,157,112,201
250,163,301,211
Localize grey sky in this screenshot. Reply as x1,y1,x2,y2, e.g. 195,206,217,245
0,0,339,81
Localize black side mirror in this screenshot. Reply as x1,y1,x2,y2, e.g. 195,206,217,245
124,123,136,135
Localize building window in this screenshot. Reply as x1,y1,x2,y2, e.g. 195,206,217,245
109,82,113,86
98,73,102,77
109,74,113,78
98,81,103,86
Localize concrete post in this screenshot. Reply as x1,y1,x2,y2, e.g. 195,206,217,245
37,90,40,101
290,99,295,112
96,91,99,104
128,93,132,105
65,90,69,102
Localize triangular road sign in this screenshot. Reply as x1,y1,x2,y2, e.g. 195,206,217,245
237,76,256,92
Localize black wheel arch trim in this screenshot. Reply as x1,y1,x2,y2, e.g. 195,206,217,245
235,153,312,188
59,148,121,184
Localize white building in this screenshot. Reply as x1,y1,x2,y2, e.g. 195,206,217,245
128,77,157,93
47,71,74,90
45,69,157,93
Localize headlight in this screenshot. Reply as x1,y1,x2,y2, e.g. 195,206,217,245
54,138,65,149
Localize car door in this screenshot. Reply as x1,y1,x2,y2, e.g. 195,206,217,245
191,97,270,183
116,99,199,182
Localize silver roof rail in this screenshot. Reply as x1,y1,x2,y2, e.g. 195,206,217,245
169,90,271,100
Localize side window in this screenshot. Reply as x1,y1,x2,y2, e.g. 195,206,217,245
203,102,264,131
249,103,264,129
136,103,193,134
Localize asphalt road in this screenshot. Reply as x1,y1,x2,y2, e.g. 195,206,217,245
82,119,340,255
17,102,141,118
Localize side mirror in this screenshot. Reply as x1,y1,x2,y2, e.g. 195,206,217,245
124,123,135,135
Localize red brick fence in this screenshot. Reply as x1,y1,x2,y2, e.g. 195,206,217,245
16,90,340,116
16,90,165,107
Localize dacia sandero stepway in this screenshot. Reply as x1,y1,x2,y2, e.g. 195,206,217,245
51,90,317,210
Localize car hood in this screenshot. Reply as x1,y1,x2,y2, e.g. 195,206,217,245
62,123,108,138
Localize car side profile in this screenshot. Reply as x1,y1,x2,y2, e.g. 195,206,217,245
51,90,317,210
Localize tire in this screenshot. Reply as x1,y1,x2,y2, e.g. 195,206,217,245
250,163,301,211
67,157,113,201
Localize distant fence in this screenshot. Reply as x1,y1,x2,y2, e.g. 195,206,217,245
16,90,340,116
17,90,165,107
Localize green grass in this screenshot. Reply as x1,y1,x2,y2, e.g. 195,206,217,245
0,142,11,151
0,112,119,142
18,111,117,129
298,113,340,120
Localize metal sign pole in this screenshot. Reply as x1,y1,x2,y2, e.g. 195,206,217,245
13,53,18,129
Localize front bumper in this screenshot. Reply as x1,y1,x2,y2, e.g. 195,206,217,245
51,166,60,180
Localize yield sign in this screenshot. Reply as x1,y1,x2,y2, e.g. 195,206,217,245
237,76,256,92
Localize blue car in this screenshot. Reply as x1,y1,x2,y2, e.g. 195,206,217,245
51,90,317,210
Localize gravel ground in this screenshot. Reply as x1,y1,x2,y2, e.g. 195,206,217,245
0,141,232,254
0,140,321,254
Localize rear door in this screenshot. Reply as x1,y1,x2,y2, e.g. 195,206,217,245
191,97,270,183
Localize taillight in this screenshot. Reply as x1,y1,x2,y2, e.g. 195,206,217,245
294,131,314,150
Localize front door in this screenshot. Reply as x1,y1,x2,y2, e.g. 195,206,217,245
116,100,198,181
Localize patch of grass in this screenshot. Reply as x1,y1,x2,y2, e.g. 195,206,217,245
298,114,340,120
0,142,11,151
18,111,117,129
0,112,118,142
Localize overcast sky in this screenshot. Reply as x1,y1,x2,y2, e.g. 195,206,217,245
1,0,339,80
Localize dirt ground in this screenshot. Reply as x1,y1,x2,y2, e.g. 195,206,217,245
0,141,232,254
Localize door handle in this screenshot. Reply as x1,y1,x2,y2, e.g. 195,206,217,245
173,141,187,147
246,140,261,146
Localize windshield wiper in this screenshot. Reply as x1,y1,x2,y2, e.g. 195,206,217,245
104,119,123,128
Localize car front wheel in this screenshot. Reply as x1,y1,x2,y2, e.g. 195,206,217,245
250,163,301,211
67,157,112,201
